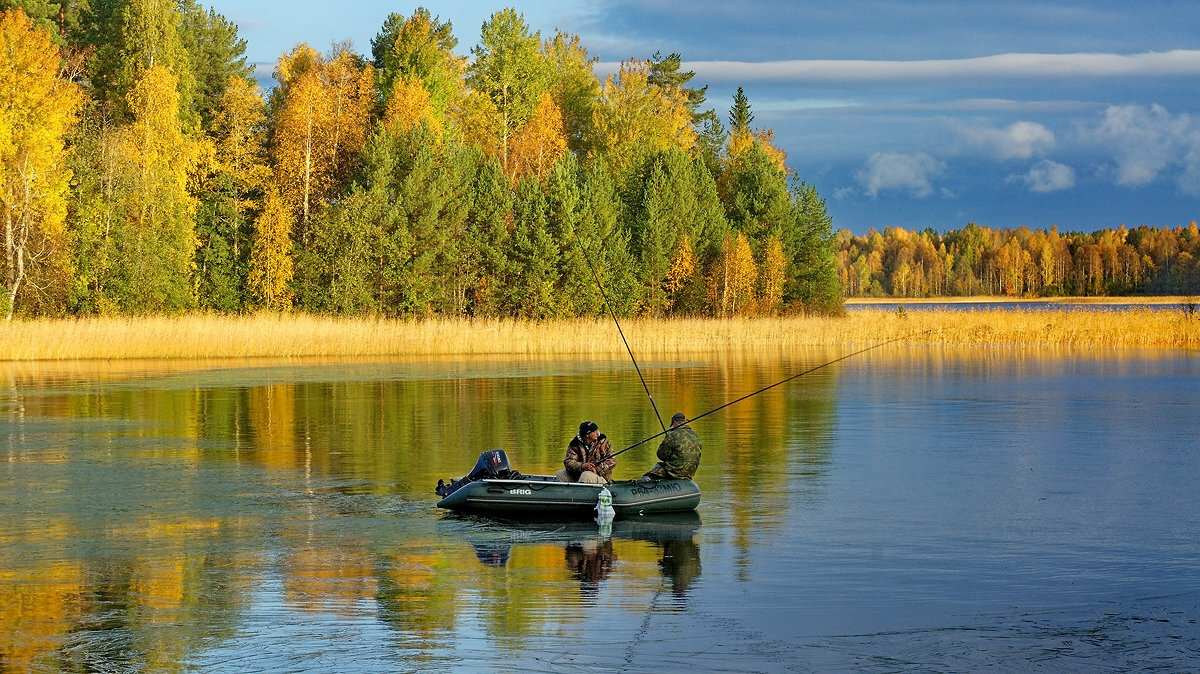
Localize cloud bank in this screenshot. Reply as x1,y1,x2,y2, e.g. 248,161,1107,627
682,50,1200,83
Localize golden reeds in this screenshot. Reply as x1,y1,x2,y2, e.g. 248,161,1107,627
0,306,1195,361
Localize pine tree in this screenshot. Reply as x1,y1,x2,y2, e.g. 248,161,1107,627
178,0,252,131
505,176,558,318
784,180,842,314
460,149,511,316
729,86,753,133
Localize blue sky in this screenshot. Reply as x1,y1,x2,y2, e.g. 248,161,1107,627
203,1,1200,235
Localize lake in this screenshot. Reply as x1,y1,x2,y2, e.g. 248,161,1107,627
1,347,1197,671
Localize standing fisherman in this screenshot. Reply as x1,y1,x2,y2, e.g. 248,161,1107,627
643,412,702,480
557,421,616,484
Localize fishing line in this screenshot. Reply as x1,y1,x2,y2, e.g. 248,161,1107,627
572,227,667,433
605,329,935,460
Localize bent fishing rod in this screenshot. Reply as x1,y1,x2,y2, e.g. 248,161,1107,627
572,228,667,434
602,329,935,461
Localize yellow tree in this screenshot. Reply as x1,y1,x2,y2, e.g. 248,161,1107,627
665,232,703,314
0,9,83,318
541,30,598,153
507,91,567,182
271,45,374,243
758,234,786,314
273,60,328,240
248,189,293,309
121,64,201,310
728,127,787,172
450,88,503,157
590,59,695,178
211,75,270,258
710,231,758,316
383,75,440,137
323,48,375,188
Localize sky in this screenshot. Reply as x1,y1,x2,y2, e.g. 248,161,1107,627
201,0,1200,235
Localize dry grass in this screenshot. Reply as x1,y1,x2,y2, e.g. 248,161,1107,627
0,306,1195,361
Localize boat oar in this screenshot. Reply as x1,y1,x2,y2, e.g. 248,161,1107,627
602,329,935,461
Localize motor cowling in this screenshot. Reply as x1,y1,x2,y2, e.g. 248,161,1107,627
435,450,520,497
466,449,512,481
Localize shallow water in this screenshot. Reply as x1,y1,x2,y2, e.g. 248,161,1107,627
1,348,1197,671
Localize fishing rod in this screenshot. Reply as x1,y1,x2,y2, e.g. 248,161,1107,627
572,228,667,434
603,329,935,460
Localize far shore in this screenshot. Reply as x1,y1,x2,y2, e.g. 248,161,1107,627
0,306,1195,362
845,295,1196,305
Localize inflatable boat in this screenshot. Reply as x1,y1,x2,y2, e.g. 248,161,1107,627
435,450,700,519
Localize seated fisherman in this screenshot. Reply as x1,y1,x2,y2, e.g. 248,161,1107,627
556,420,615,484
644,412,701,480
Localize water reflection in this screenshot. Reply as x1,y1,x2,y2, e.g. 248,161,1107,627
0,353,830,669
4,350,1195,669
457,513,703,602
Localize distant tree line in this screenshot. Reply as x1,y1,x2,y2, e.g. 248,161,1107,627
0,2,842,320
838,222,1200,297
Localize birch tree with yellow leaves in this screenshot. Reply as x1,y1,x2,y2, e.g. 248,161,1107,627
383,76,440,137
271,44,374,243
590,59,695,180
121,64,201,311
466,9,549,173
248,189,294,309
197,75,269,309
0,9,83,319
507,91,567,182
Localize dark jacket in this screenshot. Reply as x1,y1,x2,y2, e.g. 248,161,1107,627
563,433,615,482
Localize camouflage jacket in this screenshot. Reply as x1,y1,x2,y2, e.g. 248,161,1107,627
563,434,615,482
645,424,701,480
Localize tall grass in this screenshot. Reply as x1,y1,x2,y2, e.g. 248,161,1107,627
0,308,1195,361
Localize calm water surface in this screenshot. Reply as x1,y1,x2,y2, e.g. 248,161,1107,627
1,348,1197,671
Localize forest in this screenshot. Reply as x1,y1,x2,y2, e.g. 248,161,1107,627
838,222,1200,298
0,1,843,321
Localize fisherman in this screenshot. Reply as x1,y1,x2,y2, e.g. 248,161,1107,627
556,420,616,484
643,412,702,480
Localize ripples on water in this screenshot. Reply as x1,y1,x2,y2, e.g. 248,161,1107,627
0,350,1197,671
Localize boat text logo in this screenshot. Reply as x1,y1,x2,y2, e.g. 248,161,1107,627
631,482,682,496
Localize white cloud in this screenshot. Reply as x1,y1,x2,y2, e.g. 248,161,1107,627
857,152,945,198
1009,159,1076,193
1084,104,1196,188
959,121,1056,160
684,50,1200,83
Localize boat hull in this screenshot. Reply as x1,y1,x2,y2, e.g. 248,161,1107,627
436,474,700,520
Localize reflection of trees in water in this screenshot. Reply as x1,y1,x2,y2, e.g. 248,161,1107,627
0,353,831,667
695,352,837,581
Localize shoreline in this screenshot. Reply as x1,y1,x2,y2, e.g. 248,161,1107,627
0,309,1195,361
844,295,1196,305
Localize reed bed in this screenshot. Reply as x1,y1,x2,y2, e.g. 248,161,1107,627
0,307,1195,361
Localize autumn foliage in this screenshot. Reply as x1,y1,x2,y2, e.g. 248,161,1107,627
86,4,1200,322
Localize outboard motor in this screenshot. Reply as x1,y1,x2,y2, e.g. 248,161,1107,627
466,449,512,481
436,450,521,497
